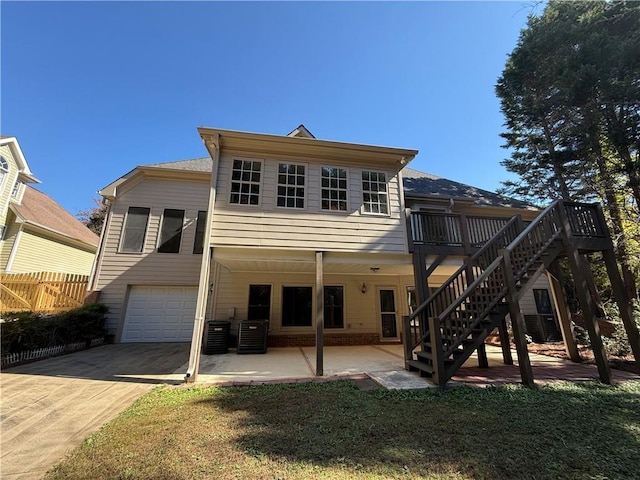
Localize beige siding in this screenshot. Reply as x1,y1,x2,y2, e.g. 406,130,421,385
7,230,95,275
94,177,210,333
212,268,416,338
211,154,407,253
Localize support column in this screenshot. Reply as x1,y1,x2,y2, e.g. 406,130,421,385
546,262,581,363
315,251,324,376
477,343,489,368
559,202,610,383
602,249,640,362
498,319,513,365
503,249,534,385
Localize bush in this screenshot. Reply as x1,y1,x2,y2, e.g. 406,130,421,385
0,303,108,355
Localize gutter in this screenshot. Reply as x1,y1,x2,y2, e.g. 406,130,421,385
185,133,220,383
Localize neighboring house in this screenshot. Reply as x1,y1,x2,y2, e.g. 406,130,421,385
90,125,630,385
0,136,99,275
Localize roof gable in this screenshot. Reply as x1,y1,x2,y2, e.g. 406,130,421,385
0,136,40,184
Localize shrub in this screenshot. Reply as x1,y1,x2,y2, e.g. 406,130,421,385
0,303,108,355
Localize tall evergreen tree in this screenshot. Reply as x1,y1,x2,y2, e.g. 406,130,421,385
496,0,640,300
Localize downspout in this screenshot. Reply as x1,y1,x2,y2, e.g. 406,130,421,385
185,133,220,383
87,198,112,292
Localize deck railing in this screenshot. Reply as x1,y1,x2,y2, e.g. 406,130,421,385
408,212,512,251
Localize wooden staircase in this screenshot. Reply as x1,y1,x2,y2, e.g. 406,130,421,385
403,200,608,385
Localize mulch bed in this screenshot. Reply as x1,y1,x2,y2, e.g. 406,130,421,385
487,337,639,375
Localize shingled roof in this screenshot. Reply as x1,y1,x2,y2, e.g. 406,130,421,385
402,167,534,209
11,186,99,248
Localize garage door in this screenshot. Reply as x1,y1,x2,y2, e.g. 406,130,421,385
122,286,198,342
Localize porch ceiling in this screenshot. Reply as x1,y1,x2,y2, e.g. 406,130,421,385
212,248,463,279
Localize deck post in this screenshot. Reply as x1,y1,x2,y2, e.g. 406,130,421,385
477,343,489,368
602,248,640,363
546,262,581,363
315,251,324,376
498,319,513,365
558,204,611,383
502,249,534,386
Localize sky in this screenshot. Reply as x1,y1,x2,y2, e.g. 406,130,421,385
1,1,543,215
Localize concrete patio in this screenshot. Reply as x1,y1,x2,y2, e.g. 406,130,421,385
191,343,640,388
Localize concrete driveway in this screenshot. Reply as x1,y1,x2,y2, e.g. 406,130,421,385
0,343,189,479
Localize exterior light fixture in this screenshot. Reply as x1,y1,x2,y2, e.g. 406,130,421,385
361,283,367,294
370,266,380,273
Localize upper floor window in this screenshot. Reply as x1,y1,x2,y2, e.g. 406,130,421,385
158,209,185,253
230,159,261,205
120,207,150,253
0,157,8,189
193,210,207,254
277,163,305,208
362,171,389,215
11,180,22,198
321,167,347,211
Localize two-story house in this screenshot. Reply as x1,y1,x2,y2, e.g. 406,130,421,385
90,126,637,385
0,136,98,275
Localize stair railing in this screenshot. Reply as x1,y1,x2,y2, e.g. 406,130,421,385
404,214,523,360
435,201,564,360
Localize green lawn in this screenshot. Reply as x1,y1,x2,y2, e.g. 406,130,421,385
47,380,640,480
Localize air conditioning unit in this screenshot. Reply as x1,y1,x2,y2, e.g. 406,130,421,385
237,319,268,354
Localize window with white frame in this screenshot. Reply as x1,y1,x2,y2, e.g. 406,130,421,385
321,167,347,211
230,159,261,205
11,180,22,198
277,163,305,208
362,171,389,215
0,157,8,189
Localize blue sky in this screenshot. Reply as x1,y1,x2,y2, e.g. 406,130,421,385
1,1,541,214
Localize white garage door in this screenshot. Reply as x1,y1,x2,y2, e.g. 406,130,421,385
122,286,198,342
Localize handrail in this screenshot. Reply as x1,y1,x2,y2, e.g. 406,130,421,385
404,199,610,381
406,215,523,353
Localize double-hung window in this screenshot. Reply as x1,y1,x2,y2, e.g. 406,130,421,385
321,167,347,211
362,171,389,215
277,163,305,208
193,210,207,254
230,159,261,205
158,209,185,253
120,207,150,253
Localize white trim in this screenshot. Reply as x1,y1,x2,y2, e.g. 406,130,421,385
5,226,23,272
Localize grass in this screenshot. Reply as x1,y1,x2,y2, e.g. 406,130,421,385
47,380,640,480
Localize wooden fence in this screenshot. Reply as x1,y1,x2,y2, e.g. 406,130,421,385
0,272,89,314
